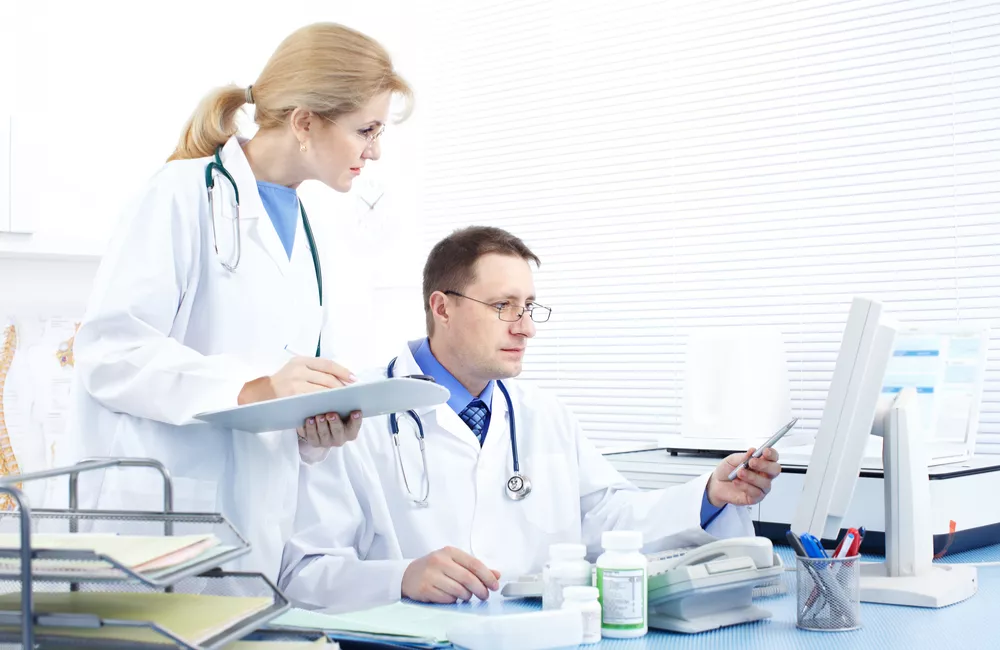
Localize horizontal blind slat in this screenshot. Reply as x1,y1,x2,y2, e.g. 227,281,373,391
406,0,1000,452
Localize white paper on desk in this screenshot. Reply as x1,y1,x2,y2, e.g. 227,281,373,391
271,602,470,644
194,377,450,434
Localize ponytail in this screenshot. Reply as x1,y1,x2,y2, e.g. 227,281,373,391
167,85,248,161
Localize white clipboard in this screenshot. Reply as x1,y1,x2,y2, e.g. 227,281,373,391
193,378,450,434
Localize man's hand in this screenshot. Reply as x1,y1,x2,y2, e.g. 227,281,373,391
402,547,502,604
707,447,782,507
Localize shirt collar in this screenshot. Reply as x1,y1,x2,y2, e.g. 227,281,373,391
409,338,495,415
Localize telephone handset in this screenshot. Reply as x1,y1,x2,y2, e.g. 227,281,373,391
649,536,776,575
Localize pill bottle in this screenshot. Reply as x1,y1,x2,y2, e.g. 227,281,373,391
595,530,647,638
542,542,592,610
562,585,602,644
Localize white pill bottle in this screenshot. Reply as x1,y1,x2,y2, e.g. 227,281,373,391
562,585,602,644
542,543,592,610
595,530,647,638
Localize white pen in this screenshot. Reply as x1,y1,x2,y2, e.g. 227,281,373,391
727,416,799,481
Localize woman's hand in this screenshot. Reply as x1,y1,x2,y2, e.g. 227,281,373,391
296,410,363,448
238,356,363,447
238,356,357,404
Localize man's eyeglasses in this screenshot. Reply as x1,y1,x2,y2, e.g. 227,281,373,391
444,291,552,323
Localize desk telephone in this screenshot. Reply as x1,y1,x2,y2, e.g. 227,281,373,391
647,536,784,633
501,537,783,634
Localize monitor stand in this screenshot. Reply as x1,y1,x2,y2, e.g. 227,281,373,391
860,388,977,608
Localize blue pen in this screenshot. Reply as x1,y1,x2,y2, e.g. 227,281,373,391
799,533,829,559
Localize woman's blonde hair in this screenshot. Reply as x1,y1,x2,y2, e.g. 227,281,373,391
168,23,412,161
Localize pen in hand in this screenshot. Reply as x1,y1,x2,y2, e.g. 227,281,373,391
727,416,798,481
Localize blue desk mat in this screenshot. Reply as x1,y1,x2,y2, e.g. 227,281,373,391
440,556,997,649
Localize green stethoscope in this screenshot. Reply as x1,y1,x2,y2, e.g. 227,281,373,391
206,146,324,356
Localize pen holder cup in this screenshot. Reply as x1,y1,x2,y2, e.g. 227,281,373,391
795,555,861,632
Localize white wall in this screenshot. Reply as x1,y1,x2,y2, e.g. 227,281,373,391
1,0,430,369
0,2,15,234
0,257,96,316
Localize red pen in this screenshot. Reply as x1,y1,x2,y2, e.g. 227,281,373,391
847,529,863,557
833,528,859,558
834,533,856,559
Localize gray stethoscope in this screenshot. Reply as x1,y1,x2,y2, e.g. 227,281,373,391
206,146,324,356
387,358,532,507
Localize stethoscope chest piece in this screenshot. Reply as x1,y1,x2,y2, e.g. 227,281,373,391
506,473,532,501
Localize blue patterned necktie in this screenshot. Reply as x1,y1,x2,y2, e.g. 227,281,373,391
459,399,490,446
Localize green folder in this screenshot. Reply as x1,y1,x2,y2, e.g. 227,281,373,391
0,591,273,645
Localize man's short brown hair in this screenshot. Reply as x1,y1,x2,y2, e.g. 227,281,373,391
423,226,541,334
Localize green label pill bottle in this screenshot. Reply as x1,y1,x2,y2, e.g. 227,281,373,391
595,530,647,638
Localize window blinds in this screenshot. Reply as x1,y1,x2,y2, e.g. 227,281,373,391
407,0,1000,451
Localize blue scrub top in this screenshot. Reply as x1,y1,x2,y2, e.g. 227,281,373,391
257,181,299,259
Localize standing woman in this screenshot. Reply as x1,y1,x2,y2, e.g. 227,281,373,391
66,23,412,581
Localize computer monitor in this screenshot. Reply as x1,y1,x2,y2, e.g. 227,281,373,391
789,296,979,607
790,296,898,541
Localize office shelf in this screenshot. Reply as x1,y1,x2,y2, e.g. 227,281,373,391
0,458,290,649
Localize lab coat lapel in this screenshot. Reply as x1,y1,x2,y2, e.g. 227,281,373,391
435,405,483,450
219,136,291,275
391,344,483,452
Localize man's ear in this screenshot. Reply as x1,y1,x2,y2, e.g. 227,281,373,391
428,291,451,329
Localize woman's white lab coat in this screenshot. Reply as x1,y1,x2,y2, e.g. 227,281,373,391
65,136,341,582
278,344,754,612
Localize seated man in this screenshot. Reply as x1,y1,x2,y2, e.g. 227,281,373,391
279,226,781,612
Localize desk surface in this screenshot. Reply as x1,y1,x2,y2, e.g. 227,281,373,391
439,544,1000,649
448,567,998,649
262,545,1000,649
605,447,1000,478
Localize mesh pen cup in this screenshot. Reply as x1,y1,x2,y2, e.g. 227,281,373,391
795,556,861,632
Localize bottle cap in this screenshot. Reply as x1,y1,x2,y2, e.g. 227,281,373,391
562,585,599,602
548,543,587,560
601,530,643,551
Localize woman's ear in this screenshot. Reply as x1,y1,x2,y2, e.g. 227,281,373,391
289,107,313,141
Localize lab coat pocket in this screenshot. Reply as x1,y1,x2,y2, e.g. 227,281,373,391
520,453,578,535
